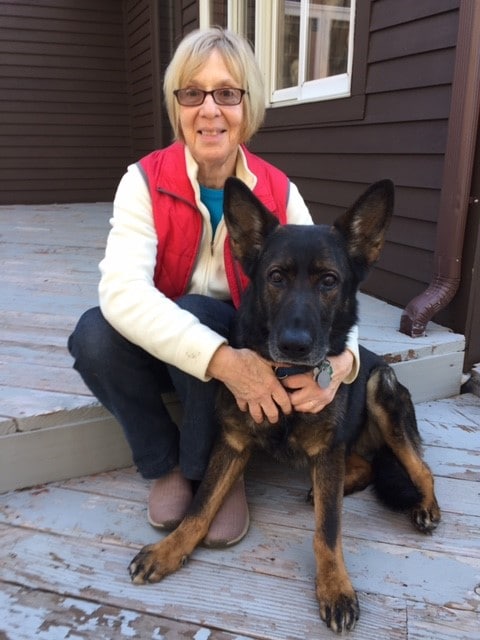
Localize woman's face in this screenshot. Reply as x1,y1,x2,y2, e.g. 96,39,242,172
178,49,245,185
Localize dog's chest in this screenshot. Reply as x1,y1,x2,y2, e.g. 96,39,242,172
252,411,336,464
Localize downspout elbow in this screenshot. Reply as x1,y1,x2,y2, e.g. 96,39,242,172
400,273,460,338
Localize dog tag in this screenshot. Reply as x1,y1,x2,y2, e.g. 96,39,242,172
314,360,333,389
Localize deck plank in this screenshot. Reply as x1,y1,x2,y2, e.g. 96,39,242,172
406,601,480,640
6,466,477,562
0,524,409,640
1,475,479,591
0,359,91,395
0,583,255,640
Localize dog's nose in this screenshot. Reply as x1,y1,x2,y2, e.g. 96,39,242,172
278,328,313,360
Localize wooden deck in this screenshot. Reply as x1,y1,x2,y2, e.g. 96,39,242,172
0,202,478,638
1,399,479,639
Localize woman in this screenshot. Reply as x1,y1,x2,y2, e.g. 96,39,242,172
69,27,359,547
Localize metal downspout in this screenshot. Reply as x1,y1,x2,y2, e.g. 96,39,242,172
400,0,480,337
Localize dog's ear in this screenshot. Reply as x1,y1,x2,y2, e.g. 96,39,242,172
334,179,394,274
224,177,279,272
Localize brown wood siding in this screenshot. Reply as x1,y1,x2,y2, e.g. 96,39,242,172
123,0,176,160
0,0,132,204
178,0,199,37
155,1,176,147
251,0,460,311
123,0,154,159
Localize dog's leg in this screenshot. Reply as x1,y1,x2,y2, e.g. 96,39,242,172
310,446,359,633
367,367,441,533
129,435,251,584
306,452,373,504
344,452,374,495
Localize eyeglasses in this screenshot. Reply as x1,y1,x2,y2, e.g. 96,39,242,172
173,87,246,106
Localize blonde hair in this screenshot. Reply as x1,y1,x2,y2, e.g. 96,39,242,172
163,27,265,143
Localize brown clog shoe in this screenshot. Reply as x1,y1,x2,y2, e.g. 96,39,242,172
147,466,193,531
203,477,250,548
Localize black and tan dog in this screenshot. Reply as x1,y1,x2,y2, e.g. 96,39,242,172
129,178,440,633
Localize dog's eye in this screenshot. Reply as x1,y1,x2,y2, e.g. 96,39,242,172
320,273,338,289
268,269,285,285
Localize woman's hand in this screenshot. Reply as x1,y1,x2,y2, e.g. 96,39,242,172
280,350,354,414
207,345,292,424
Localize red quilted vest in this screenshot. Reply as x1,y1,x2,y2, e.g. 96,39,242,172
138,142,289,308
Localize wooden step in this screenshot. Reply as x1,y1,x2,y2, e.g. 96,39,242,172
0,203,465,492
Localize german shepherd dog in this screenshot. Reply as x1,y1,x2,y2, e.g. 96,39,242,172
129,178,441,633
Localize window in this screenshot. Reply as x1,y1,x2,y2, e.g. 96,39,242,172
199,0,356,106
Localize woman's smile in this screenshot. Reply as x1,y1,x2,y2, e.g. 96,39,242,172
179,50,244,187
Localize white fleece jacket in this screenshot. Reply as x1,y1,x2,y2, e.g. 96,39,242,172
99,146,359,381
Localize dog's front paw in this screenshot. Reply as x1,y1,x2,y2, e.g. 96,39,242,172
317,587,359,633
129,543,187,584
411,498,441,534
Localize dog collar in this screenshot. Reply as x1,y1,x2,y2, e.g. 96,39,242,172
274,359,333,389
274,364,312,379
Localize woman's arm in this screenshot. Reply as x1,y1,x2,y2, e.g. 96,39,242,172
98,165,226,381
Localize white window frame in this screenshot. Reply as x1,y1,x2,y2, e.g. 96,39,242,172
199,0,356,107
199,0,246,31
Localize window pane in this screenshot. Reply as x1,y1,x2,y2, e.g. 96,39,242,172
245,0,256,47
274,0,352,92
206,1,255,48
328,18,350,75
210,0,227,27
276,1,300,90
306,0,351,82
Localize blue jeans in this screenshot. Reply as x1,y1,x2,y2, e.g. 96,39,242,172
68,295,236,481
